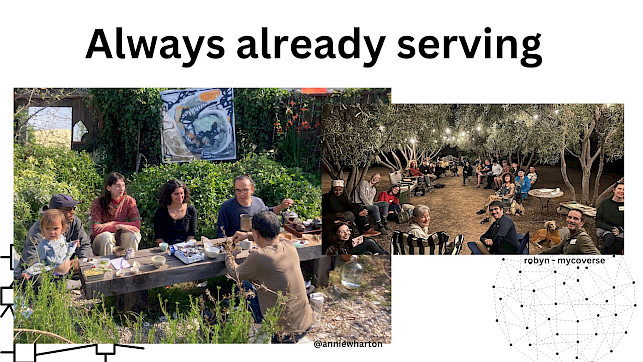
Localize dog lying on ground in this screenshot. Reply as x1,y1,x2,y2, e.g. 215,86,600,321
532,220,561,248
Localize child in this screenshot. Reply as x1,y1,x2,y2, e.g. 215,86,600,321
22,209,79,281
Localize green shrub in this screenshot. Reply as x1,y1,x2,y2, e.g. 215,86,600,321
128,153,321,248
13,144,102,252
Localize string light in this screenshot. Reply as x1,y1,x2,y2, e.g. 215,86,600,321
446,128,451,134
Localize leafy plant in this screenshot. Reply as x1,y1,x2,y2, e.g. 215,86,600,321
13,144,102,252
89,88,164,174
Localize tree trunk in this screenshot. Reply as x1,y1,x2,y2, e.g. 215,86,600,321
580,169,591,205
524,152,535,170
346,166,357,197
591,145,606,206
376,154,397,171
560,149,576,201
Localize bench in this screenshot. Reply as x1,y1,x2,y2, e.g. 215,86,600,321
389,170,417,203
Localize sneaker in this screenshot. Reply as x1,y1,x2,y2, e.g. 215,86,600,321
476,185,481,188
480,217,490,224
484,186,492,189
476,209,486,215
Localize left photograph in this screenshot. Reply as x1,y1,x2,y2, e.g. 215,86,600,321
12,87,344,344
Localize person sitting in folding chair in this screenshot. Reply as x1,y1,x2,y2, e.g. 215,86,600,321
407,205,432,239
472,201,519,254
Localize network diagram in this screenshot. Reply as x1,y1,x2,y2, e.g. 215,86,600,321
493,256,636,362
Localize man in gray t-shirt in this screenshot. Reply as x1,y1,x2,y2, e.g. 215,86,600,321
217,175,293,238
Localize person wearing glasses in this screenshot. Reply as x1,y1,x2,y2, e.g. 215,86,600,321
16,194,93,279
217,175,293,238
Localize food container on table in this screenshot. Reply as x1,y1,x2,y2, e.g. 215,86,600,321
171,241,204,264
151,256,166,268
204,246,220,258
240,239,253,250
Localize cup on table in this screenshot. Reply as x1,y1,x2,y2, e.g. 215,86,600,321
159,242,169,252
240,239,253,250
240,214,253,231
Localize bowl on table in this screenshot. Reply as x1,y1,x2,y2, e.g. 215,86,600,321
240,239,253,250
204,246,220,258
151,256,166,268
159,242,169,252
112,246,126,257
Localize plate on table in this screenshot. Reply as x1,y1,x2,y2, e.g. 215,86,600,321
538,188,554,193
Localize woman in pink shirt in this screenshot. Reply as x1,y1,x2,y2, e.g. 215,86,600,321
91,172,142,256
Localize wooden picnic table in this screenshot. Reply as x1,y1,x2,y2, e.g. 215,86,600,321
79,232,324,308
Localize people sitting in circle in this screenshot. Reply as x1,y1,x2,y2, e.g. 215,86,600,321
487,159,503,189
91,172,142,256
17,193,93,281
407,160,423,178
224,210,314,343
541,209,600,255
322,179,378,238
449,160,459,176
511,162,519,177
476,159,492,188
418,159,435,186
527,166,538,186
595,181,624,254
472,201,519,254
154,179,197,245
352,173,390,232
218,175,293,238
515,169,531,201
494,160,512,189
378,184,405,223
476,172,516,223
462,160,473,186
327,219,389,255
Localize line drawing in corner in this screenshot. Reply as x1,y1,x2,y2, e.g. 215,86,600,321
492,256,636,362
1,343,144,362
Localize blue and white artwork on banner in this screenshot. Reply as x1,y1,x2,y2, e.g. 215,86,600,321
160,88,236,162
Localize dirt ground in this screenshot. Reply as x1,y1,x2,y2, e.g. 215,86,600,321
322,165,622,254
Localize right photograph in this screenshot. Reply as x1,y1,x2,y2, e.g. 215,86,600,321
321,104,624,256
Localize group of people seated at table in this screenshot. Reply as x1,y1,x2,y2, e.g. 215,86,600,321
16,172,295,284
16,172,314,342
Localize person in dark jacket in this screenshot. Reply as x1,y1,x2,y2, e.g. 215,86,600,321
462,160,473,186
322,180,378,237
595,181,624,254
472,201,519,254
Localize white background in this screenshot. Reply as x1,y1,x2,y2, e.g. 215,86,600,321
1,1,640,361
